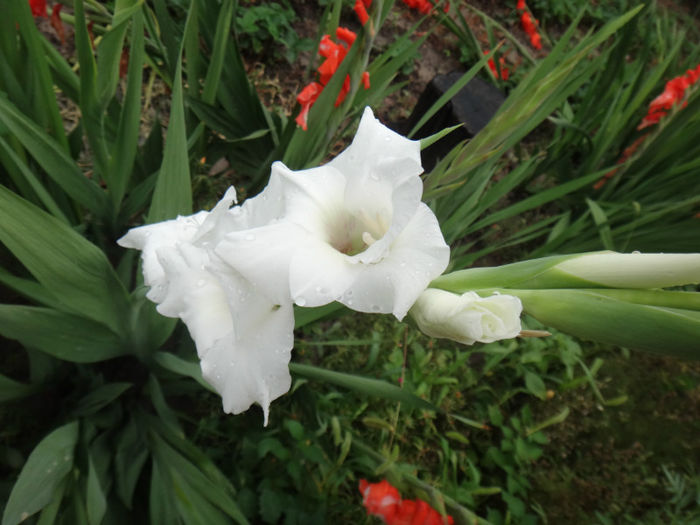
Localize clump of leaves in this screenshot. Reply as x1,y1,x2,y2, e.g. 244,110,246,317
235,0,314,63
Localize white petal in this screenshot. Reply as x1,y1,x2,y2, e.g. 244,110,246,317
200,299,294,425
275,162,347,238
328,107,422,187
216,221,306,305
289,238,362,307
340,203,450,319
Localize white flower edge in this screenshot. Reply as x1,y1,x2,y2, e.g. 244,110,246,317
410,288,523,345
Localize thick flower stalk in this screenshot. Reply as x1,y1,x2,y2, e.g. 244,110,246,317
432,251,700,356
359,479,454,525
119,107,448,421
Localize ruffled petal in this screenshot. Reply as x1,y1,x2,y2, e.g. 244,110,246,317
340,203,449,319
200,294,294,425
215,221,305,305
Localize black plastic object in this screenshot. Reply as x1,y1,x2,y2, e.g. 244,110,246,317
406,72,505,172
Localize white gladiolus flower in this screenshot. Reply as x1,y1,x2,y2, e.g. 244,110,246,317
216,107,450,320
410,288,523,345
554,252,700,289
118,188,294,425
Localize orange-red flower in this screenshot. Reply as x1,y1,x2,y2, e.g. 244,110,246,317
294,24,371,129
354,0,369,25
359,479,454,525
517,1,542,50
50,3,65,44
401,0,434,15
295,82,323,131
638,65,700,129
30,0,48,17
484,50,510,81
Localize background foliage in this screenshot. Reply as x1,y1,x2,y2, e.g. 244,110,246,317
1,0,699,524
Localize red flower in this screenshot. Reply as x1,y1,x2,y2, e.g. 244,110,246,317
354,0,369,25
516,0,526,10
362,71,371,90
295,82,323,131
50,3,65,44
336,26,357,47
638,66,700,130
520,11,542,50
484,50,510,81
359,479,454,525
29,0,48,17
401,0,434,15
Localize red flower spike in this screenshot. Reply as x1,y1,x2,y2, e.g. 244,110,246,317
50,4,65,44
30,0,48,17
295,82,323,131
354,0,369,25
335,75,351,107
359,479,401,520
362,71,370,90
336,27,357,47
362,0,372,7
359,479,454,525
516,0,526,10
530,32,542,50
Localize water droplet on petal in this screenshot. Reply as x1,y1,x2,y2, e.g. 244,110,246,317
296,297,307,307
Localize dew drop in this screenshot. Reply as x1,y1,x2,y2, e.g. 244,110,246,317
296,297,307,307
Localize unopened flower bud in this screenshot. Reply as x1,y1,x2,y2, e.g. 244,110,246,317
410,289,522,345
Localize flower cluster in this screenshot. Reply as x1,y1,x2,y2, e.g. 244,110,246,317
29,0,65,44
359,479,454,525
295,4,372,130
516,0,542,50
484,49,510,81
400,0,449,15
638,64,700,129
596,63,700,189
119,108,450,424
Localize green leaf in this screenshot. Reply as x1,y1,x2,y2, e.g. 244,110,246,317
114,417,149,509
73,0,110,179
0,306,126,363
201,0,234,105
153,352,215,393
148,59,192,223
72,383,133,417
289,363,437,412
86,452,107,525
0,185,130,333
524,371,547,400
2,422,78,525
109,9,146,207
0,97,108,215
0,373,37,403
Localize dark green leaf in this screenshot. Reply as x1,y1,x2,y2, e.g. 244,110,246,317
2,422,78,525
